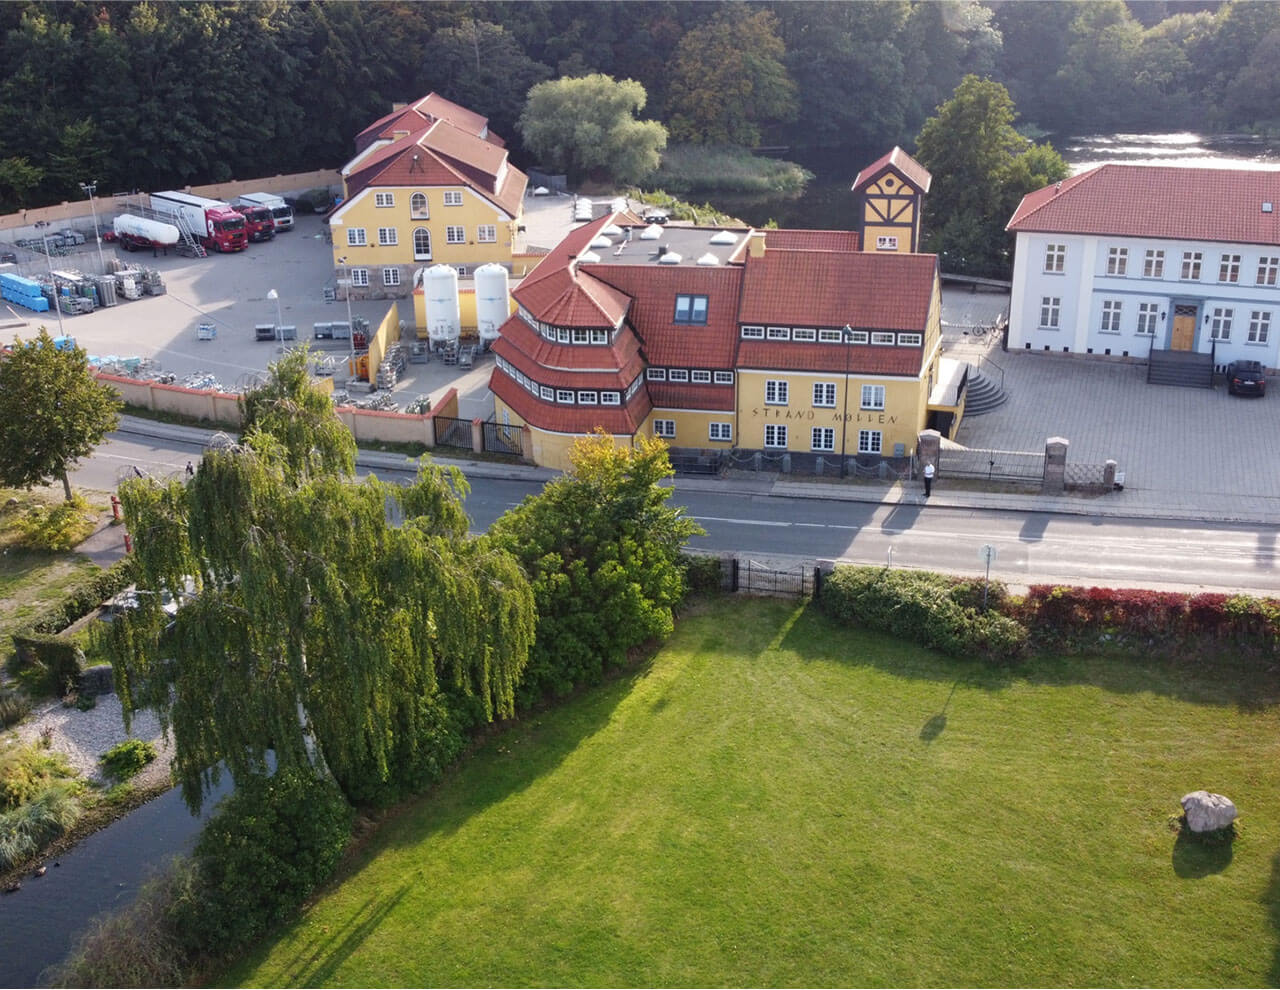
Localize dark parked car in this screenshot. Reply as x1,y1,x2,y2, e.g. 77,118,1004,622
1227,359,1267,396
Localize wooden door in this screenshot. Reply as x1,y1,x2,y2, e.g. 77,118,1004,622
1171,310,1196,350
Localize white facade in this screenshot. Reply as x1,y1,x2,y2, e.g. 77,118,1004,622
1010,231,1280,368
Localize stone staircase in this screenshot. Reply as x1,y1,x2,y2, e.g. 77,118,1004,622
1147,348,1214,388
963,366,1009,415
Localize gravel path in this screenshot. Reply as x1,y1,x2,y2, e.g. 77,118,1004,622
11,692,174,790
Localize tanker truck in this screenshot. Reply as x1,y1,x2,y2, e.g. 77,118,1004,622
149,191,247,253
112,214,180,253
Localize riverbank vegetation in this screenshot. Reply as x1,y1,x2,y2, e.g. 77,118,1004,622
646,144,812,196
226,593,1280,987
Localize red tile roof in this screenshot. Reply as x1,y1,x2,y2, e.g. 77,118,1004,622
514,215,632,327
736,341,923,376
587,264,744,370
490,313,646,385
1007,164,1280,245
852,147,932,194
491,371,651,435
738,250,938,331
648,383,735,411
355,93,495,152
764,229,860,252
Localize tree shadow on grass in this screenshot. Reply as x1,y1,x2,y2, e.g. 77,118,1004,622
1171,828,1233,879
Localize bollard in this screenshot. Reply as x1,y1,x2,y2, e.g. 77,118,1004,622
110,494,121,520
123,532,133,554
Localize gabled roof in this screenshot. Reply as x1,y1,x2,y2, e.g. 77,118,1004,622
339,118,527,220
852,147,932,194
513,214,632,327
738,250,938,331
1007,164,1280,246
355,92,498,152
764,229,860,252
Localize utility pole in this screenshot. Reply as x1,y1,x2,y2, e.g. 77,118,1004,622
79,181,107,274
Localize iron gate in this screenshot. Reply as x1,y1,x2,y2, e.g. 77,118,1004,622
483,420,523,457
433,415,472,451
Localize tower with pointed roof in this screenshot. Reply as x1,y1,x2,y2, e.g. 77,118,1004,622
851,146,932,255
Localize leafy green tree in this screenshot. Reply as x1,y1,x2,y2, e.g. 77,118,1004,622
915,75,1069,279
490,432,702,706
0,329,121,501
518,74,666,184
1052,0,1144,132
107,354,535,810
0,155,44,211
665,7,797,146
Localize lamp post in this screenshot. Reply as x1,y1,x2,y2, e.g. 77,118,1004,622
267,288,283,344
78,180,106,274
336,255,355,365
36,222,65,336
838,323,853,478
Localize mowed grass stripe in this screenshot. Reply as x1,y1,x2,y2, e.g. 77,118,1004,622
233,598,1280,988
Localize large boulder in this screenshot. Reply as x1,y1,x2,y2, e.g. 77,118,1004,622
1181,790,1238,833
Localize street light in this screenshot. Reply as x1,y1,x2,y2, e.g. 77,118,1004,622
79,180,106,274
336,255,355,367
838,323,853,478
267,288,283,344
35,222,65,337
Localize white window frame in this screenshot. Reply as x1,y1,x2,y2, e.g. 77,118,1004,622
714,371,735,384
378,227,397,246
1248,310,1271,344
765,379,788,405
1219,253,1241,283
871,332,895,345
556,389,574,403
691,370,712,383
477,224,497,243
811,427,835,452
446,225,466,244
539,385,554,401
601,391,621,405
860,384,885,410
413,227,432,261
577,390,598,405
1181,251,1202,280
875,235,898,251
347,227,367,247
1210,307,1233,341
653,419,676,439
1106,247,1128,276
590,329,608,344
792,328,817,341
709,422,732,442
1143,249,1164,278
1044,243,1066,273
741,325,765,339
646,368,667,381
374,191,394,208
350,267,369,287
850,331,869,344
858,430,883,454
382,268,400,287
766,326,791,340
818,329,843,343
1136,302,1158,335
764,424,788,449
557,328,570,343
1100,299,1122,333
668,369,689,382
812,382,837,408
572,329,590,344
443,190,463,206
410,193,429,219
1258,257,1280,286
898,333,922,346
1040,296,1061,329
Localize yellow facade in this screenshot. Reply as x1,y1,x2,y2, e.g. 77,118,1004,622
861,174,921,254
493,398,633,472
330,185,518,276
642,408,737,449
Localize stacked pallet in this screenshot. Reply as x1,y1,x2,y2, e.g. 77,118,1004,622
0,272,50,312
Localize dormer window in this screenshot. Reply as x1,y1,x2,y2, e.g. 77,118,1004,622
674,294,708,324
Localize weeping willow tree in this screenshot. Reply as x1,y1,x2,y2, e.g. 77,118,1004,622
104,351,535,809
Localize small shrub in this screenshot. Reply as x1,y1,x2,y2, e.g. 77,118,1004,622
100,739,157,781
0,687,31,729
0,741,78,810
682,553,724,595
13,495,96,551
0,780,81,872
11,631,84,696
169,769,353,956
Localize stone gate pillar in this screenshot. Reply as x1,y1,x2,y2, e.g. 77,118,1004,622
916,429,942,474
1043,436,1069,494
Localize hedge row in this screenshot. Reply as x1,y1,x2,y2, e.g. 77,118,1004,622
20,556,137,636
10,632,85,692
819,566,1028,663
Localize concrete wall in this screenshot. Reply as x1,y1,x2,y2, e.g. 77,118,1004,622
0,168,342,235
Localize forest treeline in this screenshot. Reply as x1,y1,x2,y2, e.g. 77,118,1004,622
0,0,1271,212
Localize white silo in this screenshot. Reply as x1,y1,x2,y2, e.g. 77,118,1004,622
475,263,510,346
424,264,461,344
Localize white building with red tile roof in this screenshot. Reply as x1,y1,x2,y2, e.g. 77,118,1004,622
1007,164,1280,368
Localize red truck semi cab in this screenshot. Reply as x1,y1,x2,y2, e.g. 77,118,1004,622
150,191,248,253
235,204,276,242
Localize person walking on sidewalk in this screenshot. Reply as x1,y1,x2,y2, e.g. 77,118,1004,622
923,462,935,498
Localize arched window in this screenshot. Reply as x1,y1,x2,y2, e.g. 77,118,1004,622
413,227,432,261
410,193,428,219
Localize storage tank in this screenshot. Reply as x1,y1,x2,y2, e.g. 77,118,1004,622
112,214,180,246
474,263,509,344
424,264,461,343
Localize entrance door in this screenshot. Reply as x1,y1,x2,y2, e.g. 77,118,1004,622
1171,304,1197,350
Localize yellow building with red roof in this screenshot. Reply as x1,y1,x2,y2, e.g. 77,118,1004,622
330,93,527,304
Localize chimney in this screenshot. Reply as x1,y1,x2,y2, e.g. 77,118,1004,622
747,230,766,258
657,244,667,258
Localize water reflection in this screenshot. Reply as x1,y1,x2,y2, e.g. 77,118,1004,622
1062,132,1280,173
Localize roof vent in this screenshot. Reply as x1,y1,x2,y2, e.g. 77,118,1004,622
579,251,600,264
1265,202,1274,213
709,230,737,245
602,223,623,237
1054,181,1062,192
590,235,612,249
696,252,719,266
640,223,663,240
656,244,667,257
658,251,682,265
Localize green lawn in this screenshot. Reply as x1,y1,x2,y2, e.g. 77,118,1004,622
233,598,1280,987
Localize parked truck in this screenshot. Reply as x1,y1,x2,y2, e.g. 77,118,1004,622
112,214,180,253
234,203,276,242
149,191,247,253
234,192,294,232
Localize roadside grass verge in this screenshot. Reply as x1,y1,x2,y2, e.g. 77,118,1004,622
231,597,1280,987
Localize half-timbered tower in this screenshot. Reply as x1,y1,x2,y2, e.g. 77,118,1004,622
851,146,932,255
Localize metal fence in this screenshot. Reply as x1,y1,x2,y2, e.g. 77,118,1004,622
732,559,814,598
938,446,1045,484
482,420,523,457
433,415,472,451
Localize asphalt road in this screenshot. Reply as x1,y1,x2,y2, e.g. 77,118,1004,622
75,432,1279,597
